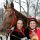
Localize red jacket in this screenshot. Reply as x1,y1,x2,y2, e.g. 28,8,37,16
14,27,25,37
29,29,40,40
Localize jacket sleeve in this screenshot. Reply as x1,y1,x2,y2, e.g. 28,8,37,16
25,27,30,39
10,31,21,40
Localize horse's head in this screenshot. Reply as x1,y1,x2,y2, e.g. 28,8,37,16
4,2,14,15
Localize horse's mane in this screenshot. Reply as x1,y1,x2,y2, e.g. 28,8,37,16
13,8,27,19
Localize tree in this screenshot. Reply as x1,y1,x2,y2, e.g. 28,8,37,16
26,0,30,17
31,0,39,18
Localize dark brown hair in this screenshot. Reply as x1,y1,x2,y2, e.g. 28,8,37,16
28,18,38,25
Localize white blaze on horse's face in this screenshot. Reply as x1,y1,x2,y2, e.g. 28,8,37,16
5,7,12,15
17,20,23,30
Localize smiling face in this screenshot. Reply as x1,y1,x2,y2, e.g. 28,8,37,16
17,20,23,30
29,21,37,30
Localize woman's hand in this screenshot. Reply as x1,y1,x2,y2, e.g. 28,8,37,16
30,35,38,40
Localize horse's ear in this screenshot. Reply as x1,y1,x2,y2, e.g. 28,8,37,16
4,5,7,9
11,2,14,8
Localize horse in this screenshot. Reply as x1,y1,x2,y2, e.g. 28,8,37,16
2,2,27,34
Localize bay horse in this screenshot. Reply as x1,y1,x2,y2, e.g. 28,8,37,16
2,2,27,33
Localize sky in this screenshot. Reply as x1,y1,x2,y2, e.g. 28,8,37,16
0,0,40,19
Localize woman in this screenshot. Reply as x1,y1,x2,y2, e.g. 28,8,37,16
10,19,26,40
25,18,40,40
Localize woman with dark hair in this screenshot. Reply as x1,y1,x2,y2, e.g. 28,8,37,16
10,18,27,40
25,18,40,40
